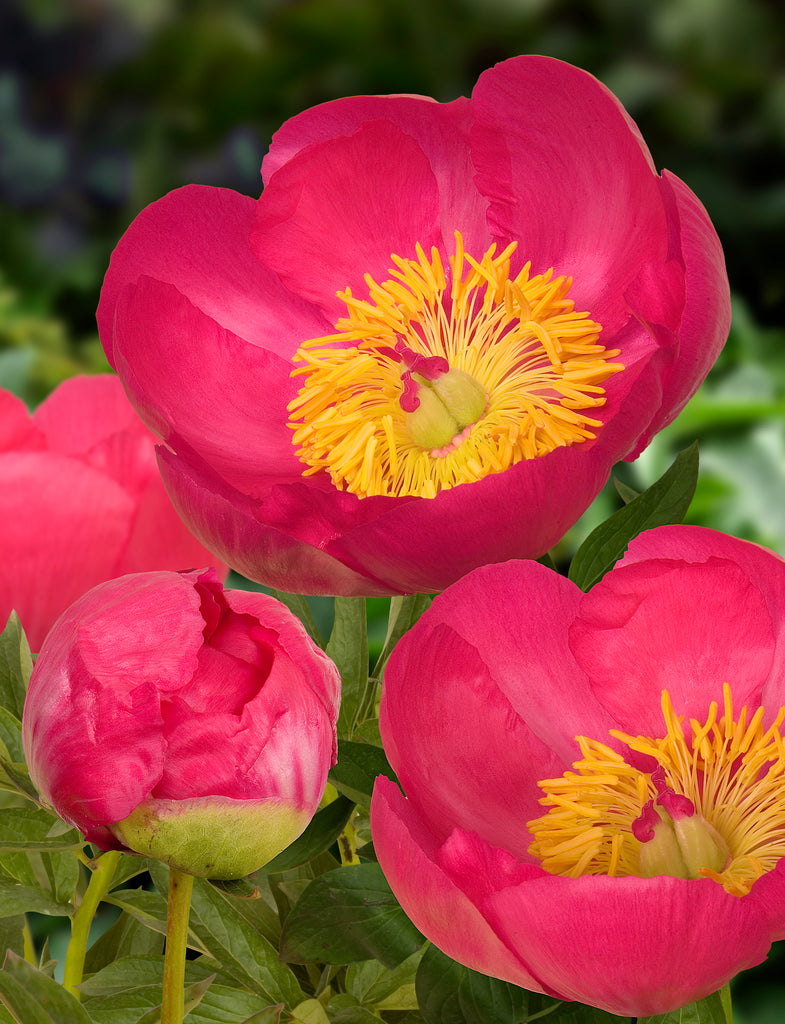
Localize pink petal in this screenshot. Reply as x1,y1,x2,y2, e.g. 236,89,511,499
23,646,165,829
483,872,770,1016
251,120,444,323
156,445,397,595
749,859,785,941
112,276,304,490
0,389,43,451
97,185,328,366
262,93,489,257
371,778,553,994
0,452,135,651
626,173,731,454
32,375,142,455
620,526,785,715
380,620,565,859
570,557,774,737
470,56,667,337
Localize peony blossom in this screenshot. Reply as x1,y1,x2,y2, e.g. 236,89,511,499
0,375,226,651
371,526,785,1016
22,568,340,879
98,56,729,597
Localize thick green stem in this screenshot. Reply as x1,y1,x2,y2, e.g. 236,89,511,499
62,849,122,999
161,868,195,1024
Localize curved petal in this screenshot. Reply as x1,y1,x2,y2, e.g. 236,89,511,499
482,872,770,1016
262,93,490,257
156,445,399,596
33,374,142,454
23,645,166,830
748,858,785,941
620,525,785,713
626,173,731,455
0,452,135,651
571,557,774,737
251,120,444,322
380,620,565,858
97,185,328,367
370,778,554,995
0,388,43,451
112,276,305,488
470,56,667,337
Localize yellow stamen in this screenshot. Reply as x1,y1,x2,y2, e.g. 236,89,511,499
528,685,785,897
287,232,623,498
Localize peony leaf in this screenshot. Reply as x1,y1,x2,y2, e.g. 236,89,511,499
373,594,433,678
0,952,92,1023
0,806,81,852
259,794,354,873
329,741,397,808
568,442,699,591
416,944,529,1024
0,613,31,724
83,915,164,976
638,988,731,1024
279,862,423,968
329,597,370,740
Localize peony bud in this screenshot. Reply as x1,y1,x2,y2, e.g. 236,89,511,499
22,568,340,879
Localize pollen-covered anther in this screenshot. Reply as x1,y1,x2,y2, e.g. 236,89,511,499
528,685,785,897
287,232,623,499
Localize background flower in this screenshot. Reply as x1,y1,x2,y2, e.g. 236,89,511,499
22,567,340,878
97,56,729,597
371,525,785,1015
0,374,226,652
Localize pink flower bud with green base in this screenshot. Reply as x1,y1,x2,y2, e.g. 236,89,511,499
22,568,340,879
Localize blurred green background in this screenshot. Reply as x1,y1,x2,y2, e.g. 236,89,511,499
1,0,784,1019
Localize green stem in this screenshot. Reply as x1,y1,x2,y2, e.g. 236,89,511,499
62,849,122,999
161,868,195,1024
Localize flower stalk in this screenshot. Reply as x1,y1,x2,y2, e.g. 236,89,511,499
62,849,122,999
161,867,195,1024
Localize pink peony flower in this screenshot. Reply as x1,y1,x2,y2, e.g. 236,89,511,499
371,526,785,1016
0,375,226,651
98,56,729,597
22,567,340,879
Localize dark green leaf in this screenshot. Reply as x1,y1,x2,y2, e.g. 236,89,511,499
329,741,396,807
280,862,423,968
639,989,731,1024
40,849,80,903
372,594,432,677
104,888,170,937
0,951,93,1022
184,874,304,1008
259,795,354,873
0,761,39,803
0,878,72,919
0,807,81,852
328,598,370,740
208,876,261,900
83,912,164,975
0,614,31,723
568,443,699,591
416,945,529,1024
0,918,24,961
0,712,22,767
346,946,424,1009
135,974,214,1024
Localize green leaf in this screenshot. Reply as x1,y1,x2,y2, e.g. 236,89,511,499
0,761,39,803
135,974,214,1024
568,442,699,591
0,614,31,723
40,849,80,903
346,946,424,1009
279,862,424,968
0,951,93,1023
104,888,170,937
0,712,23,767
184,874,304,1009
0,807,81,852
259,795,355,873
0,919,23,962
373,594,432,677
328,741,396,807
0,877,72,918
83,912,165,975
639,989,731,1024
416,944,529,1024
328,598,370,740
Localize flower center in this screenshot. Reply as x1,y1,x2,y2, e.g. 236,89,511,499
527,686,785,896
287,233,623,499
